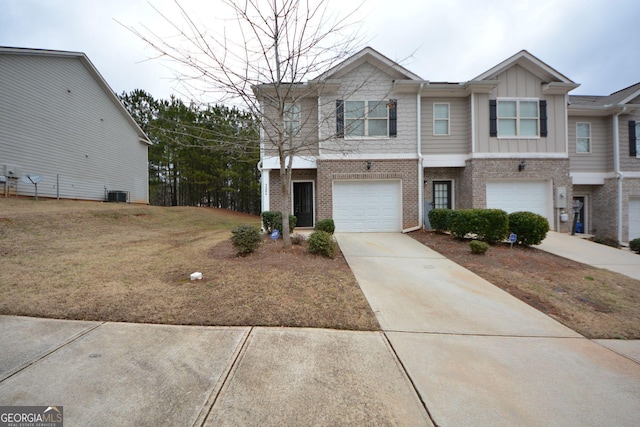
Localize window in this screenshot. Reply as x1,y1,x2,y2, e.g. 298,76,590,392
497,99,539,137
433,181,452,209
576,122,591,153
284,102,300,134
434,103,449,136
344,100,389,137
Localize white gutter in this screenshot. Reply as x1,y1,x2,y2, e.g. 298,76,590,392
613,106,627,243
403,83,425,233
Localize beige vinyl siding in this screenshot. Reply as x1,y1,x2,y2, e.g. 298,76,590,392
0,54,148,202
474,66,566,154
261,96,319,157
421,97,469,155
568,116,611,172
319,62,417,155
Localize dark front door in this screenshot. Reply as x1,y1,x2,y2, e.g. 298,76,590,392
293,182,314,227
433,181,452,209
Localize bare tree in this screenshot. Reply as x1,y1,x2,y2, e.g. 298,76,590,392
124,0,364,246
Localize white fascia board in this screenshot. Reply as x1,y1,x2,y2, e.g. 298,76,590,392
318,153,419,160
471,152,569,159
423,155,469,167
570,172,614,185
261,156,317,169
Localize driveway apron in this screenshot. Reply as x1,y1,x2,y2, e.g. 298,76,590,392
336,233,640,426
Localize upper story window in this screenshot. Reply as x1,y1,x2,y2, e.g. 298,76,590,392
434,103,450,136
576,122,591,153
497,99,539,137
336,99,397,138
284,102,300,134
344,100,388,137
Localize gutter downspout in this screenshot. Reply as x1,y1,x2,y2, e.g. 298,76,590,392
613,106,627,244
403,83,426,233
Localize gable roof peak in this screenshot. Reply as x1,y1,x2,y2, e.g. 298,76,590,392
473,49,576,86
312,46,423,82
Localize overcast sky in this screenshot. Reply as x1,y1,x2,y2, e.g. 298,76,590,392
2,0,639,103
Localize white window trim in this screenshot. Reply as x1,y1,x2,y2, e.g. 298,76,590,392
433,103,450,136
497,98,540,139
576,121,592,154
344,100,389,139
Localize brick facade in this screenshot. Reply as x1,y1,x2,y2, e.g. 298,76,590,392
316,159,420,229
453,158,572,232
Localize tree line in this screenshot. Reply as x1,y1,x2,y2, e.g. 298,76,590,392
119,90,260,214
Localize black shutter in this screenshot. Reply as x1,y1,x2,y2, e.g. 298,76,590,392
489,100,497,137
388,99,397,137
540,100,548,137
336,100,344,138
630,120,637,157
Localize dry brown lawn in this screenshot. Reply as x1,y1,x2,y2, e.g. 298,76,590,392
410,230,640,339
0,198,379,331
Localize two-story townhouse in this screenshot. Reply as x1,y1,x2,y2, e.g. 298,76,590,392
257,47,640,243
568,83,640,242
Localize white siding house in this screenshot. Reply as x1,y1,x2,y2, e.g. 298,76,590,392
0,47,151,203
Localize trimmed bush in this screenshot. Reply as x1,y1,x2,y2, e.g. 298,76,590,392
261,211,297,235
508,211,550,246
307,230,337,258
629,238,640,254
428,208,453,232
449,209,509,243
230,225,261,256
469,240,490,254
314,219,335,234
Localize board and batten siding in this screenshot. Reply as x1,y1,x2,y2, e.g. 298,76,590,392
318,62,417,156
421,97,469,155
0,54,148,203
474,65,567,155
568,116,612,172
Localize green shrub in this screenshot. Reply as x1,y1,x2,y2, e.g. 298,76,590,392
629,238,640,254
230,225,261,256
261,211,297,235
428,208,453,232
469,240,490,254
314,219,335,234
594,236,620,248
307,230,337,258
261,211,279,233
449,209,509,243
508,211,550,246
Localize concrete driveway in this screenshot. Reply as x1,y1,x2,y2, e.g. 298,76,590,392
536,231,640,281
337,233,640,426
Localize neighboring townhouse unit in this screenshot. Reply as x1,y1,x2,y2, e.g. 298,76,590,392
257,47,640,243
0,47,151,203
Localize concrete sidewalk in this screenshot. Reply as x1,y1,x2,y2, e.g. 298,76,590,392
536,231,640,280
0,316,431,426
337,233,640,426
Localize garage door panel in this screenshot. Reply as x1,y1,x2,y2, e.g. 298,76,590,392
333,181,402,232
486,181,548,218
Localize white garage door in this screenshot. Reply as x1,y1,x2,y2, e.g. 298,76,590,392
486,181,550,221
629,198,640,241
333,180,402,232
